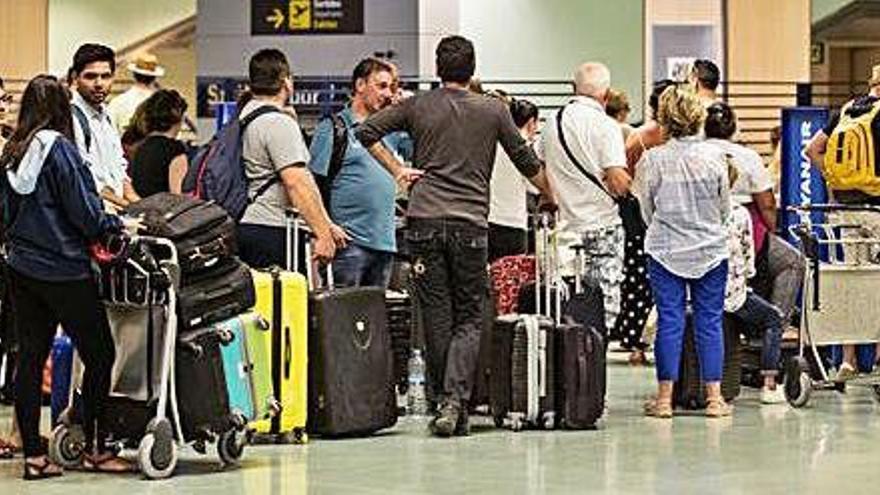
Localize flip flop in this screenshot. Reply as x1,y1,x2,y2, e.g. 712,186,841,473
82,453,136,474
23,456,63,481
0,439,19,459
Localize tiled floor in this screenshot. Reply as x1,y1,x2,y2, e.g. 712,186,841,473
2,353,880,494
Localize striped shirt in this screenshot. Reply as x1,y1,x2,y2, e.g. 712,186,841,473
634,136,730,279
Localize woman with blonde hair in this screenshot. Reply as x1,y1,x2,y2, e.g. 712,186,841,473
635,85,732,418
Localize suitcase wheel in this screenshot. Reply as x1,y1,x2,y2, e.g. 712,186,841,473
49,423,86,469
292,428,308,445
493,415,505,429
510,417,523,432
217,429,246,466
138,419,177,480
541,412,556,431
783,356,812,409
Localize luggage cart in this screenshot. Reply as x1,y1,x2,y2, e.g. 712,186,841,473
783,204,880,408
49,236,247,479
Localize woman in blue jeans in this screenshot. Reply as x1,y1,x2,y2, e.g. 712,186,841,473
634,85,732,418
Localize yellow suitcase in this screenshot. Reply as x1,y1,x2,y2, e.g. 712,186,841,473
250,268,309,443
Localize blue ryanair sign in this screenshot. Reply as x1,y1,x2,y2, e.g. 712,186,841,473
779,107,829,244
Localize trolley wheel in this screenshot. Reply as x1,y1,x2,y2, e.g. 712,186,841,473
784,357,812,408
138,419,177,480
48,423,86,469
217,429,246,467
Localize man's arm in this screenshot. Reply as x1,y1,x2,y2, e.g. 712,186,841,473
366,142,423,190
806,130,828,166
496,109,556,210
599,122,632,197
357,98,422,188
279,167,346,263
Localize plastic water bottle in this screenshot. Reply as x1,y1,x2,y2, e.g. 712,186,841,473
407,349,427,416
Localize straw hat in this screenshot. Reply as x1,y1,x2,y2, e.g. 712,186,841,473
871,64,880,88
127,53,165,78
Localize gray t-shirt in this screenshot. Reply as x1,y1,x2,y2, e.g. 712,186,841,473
239,100,310,228
355,88,541,228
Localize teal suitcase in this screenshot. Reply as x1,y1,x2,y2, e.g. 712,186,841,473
217,314,277,423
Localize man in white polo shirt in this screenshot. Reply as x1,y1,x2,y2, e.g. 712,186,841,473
70,43,140,209
540,62,632,331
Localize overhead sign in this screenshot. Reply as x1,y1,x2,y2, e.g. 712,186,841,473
252,0,365,35
196,76,352,119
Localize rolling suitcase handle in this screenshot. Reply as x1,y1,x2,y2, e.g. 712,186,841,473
535,212,563,325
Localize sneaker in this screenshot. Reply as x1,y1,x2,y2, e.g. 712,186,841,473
760,386,786,404
429,403,460,438
834,362,858,382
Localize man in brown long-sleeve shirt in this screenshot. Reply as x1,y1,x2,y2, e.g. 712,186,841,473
356,35,557,437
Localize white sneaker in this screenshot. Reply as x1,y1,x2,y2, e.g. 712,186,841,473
760,386,786,404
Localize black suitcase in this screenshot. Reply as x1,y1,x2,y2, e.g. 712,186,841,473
178,258,255,330
673,313,743,409
555,323,605,429
308,286,397,437
471,283,496,410
386,290,413,396
175,330,234,441
124,192,236,275
489,314,556,431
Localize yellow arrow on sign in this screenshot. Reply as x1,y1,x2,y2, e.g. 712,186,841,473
266,8,285,29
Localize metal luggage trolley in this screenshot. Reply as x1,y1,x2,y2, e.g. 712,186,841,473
784,204,880,408
49,236,245,479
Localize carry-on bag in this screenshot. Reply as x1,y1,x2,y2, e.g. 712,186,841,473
175,329,235,441
216,313,278,423
177,257,256,330
250,211,309,443
673,313,743,409
554,244,606,429
307,252,396,437
49,332,73,425
386,290,413,397
490,255,536,315
124,192,236,275
489,214,557,431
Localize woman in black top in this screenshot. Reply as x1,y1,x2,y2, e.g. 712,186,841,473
128,89,188,197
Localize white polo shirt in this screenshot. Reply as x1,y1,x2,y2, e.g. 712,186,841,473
539,95,626,234
72,92,129,197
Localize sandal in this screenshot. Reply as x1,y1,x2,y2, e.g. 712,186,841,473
643,397,673,418
23,456,63,481
83,452,136,474
705,398,733,418
0,439,19,459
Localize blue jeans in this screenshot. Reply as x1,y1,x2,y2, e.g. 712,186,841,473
649,258,728,382
730,292,782,375
330,243,394,288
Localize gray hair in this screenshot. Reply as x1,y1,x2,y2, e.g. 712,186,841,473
574,62,611,98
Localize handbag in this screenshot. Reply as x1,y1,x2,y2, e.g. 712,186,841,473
555,104,646,239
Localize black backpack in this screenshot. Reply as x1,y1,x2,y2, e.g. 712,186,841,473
313,113,349,214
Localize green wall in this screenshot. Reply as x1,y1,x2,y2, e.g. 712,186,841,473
459,0,644,119
812,0,855,23
48,0,196,74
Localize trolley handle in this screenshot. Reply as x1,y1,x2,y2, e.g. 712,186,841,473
787,203,880,215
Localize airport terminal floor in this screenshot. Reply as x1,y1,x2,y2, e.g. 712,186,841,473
2,351,878,495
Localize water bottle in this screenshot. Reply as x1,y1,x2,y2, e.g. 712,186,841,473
407,349,427,416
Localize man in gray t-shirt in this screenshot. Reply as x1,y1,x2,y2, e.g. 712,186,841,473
237,49,347,269
357,36,557,437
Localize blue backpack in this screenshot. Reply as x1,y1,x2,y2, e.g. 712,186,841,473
183,106,281,221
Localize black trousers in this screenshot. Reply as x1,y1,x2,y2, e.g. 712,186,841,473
407,218,488,409
488,223,528,263
11,269,115,457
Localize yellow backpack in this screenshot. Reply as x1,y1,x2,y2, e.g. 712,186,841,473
822,99,880,195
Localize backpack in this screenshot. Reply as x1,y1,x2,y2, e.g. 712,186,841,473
822,98,880,196
313,113,349,213
182,106,281,221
